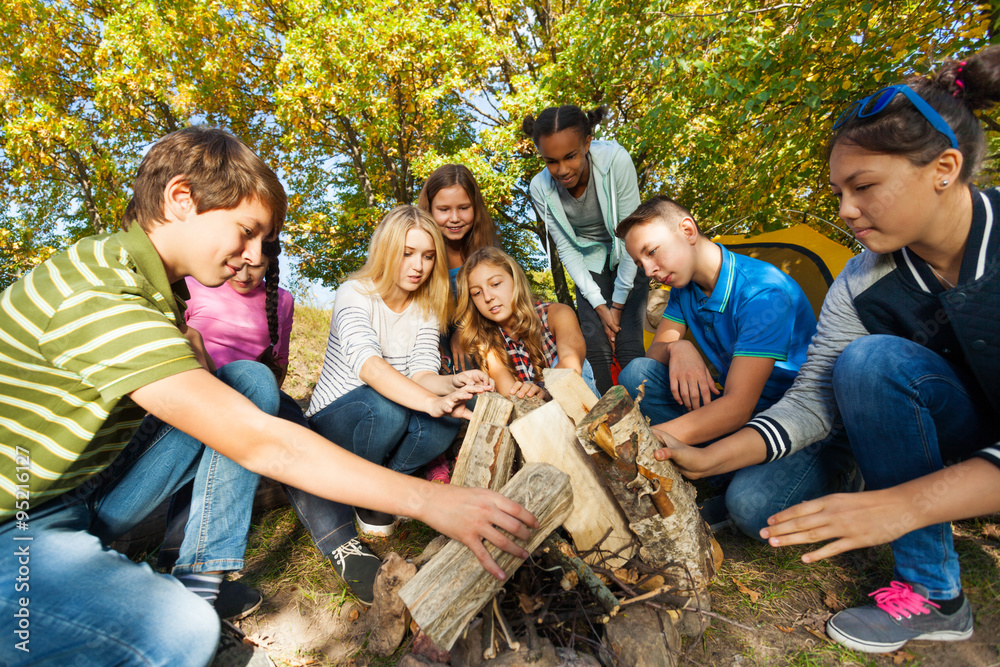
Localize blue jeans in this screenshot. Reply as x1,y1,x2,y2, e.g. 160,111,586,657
159,389,305,570
833,335,999,599
577,359,601,398
0,360,278,666
619,356,856,540
299,385,462,554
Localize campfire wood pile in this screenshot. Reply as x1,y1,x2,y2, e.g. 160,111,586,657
396,372,723,665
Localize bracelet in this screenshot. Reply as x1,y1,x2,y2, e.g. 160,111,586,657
609,304,625,311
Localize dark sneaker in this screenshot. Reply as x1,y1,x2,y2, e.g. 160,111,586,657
698,495,732,533
211,619,275,666
328,537,382,606
827,581,973,653
354,507,397,538
215,579,263,621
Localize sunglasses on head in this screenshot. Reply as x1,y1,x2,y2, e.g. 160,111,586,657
832,84,959,149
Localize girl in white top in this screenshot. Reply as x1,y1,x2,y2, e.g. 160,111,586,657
305,206,494,556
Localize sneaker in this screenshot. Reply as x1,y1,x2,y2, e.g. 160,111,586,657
328,537,382,606
826,581,973,653
211,619,275,666
698,495,732,533
425,456,451,484
354,507,397,538
214,580,263,621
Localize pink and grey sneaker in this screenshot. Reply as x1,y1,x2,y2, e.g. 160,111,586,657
826,581,973,653
425,456,451,484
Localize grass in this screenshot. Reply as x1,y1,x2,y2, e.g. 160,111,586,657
283,304,332,405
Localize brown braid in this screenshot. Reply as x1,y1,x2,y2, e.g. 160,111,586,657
256,239,284,380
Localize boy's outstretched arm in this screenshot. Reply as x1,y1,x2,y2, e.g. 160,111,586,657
131,369,538,579
659,355,774,445
760,457,1000,563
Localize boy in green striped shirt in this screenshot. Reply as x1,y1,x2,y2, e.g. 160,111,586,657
0,127,536,665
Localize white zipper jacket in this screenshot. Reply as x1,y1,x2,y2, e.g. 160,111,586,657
528,139,642,309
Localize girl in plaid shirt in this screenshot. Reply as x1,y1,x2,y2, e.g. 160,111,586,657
455,247,599,399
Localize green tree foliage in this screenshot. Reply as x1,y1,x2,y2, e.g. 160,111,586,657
550,0,996,236
0,0,995,293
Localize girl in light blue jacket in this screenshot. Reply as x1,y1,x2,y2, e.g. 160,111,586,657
524,105,645,393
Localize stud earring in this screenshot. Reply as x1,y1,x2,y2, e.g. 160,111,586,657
941,180,949,187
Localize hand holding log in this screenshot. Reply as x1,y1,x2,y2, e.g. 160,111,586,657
418,481,540,580
399,463,573,650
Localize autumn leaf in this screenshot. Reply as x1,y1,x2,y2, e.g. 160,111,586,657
518,593,544,614
242,632,274,648
823,590,846,611
891,649,917,663
734,579,761,603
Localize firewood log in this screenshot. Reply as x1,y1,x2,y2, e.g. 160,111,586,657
398,462,573,650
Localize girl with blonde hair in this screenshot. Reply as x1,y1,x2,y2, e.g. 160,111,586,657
456,246,598,399
305,205,495,601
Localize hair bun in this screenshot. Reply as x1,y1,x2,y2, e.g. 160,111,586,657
587,105,608,131
952,46,1000,112
521,114,536,137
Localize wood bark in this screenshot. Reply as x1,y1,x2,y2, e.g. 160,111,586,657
510,401,635,568
542,368,598,425
364,552,417,657
398,463,573,650
510,393,547,419
576,385,718,592
451,392,516,491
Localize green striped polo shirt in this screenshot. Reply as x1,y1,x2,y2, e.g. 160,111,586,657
1,224,201,521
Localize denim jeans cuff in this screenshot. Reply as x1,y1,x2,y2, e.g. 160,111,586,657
171,557,245,575
313,521,360,556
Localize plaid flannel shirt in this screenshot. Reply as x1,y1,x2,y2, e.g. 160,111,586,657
500,302,558,384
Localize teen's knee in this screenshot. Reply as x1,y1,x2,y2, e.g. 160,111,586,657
833,335,918,390
149,584,220,664
217,360,280,415
618,357,661,398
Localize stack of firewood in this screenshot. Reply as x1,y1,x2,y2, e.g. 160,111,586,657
397,370,724,663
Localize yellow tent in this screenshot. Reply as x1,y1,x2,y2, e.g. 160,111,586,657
643,224,856,347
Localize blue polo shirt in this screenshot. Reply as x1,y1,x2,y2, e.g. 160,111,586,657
662,244,817,410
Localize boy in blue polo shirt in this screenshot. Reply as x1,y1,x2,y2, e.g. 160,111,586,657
616,196,855,538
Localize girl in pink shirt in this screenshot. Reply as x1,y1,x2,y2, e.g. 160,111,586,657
184,240,294,383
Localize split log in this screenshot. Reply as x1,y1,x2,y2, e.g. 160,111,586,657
542,368,598,425
576,385,718,592
509,401,635,568
398,462,573,650
452,392,516,491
